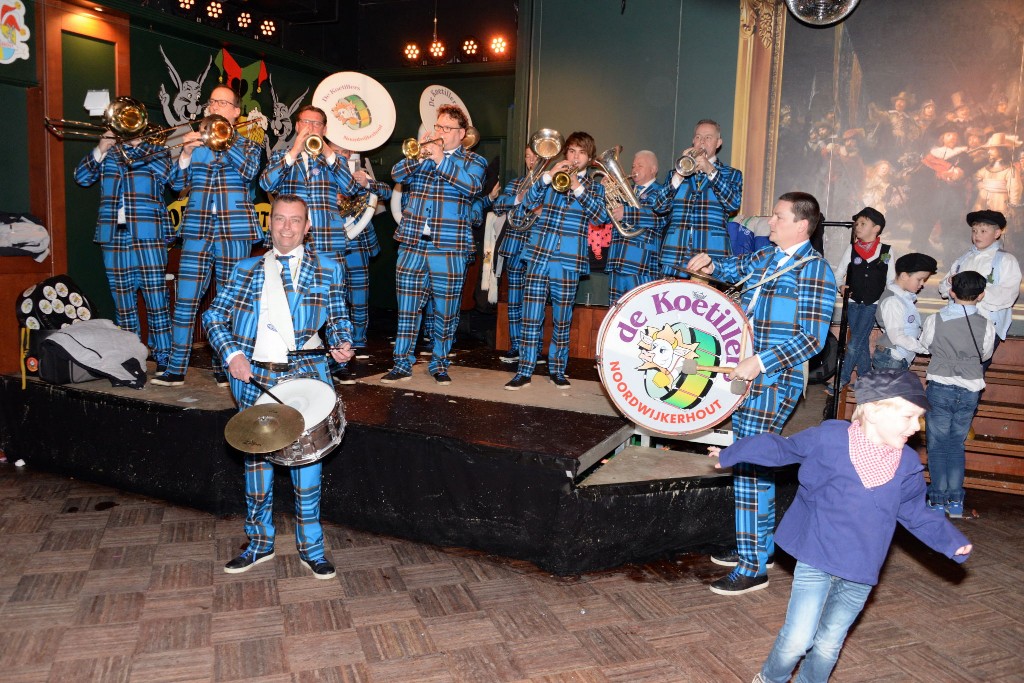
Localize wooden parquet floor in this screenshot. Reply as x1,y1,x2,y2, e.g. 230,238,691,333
1,465,1022,683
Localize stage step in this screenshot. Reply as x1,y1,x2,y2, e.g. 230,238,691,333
578,445,724,487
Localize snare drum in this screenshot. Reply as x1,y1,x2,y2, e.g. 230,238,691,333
253,377,345,466
596,279,752,436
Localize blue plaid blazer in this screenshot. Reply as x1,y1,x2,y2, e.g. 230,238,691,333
391,146,486,253
260,150,358,252
607,180,669,275
73,144,173,243
513,174,609,275
712,241,837,387
493,176,532,260
203,248,353,404
652,161,743,266
168,135,263,241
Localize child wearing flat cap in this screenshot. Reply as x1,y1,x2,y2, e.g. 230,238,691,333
938,210,1021,364
708,369,972,683
833,206,896,393
873,252,938,371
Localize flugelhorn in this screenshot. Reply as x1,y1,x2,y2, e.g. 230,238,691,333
674,147,707,177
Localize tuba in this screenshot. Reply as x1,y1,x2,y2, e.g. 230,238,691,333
591,146,643,238
506,129,564,232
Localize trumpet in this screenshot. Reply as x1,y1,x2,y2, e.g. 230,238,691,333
552,164,582,193
401,136,443,159
304,134,324,157
674,147,707,177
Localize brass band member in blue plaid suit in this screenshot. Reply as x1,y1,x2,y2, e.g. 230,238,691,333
606,150,669,304
74,131,173,371
154,86,263,387
688,192,837,596
505,132,610,390
652,119,743,275
492,144,539,364
382,104,486,385
203,194,354,579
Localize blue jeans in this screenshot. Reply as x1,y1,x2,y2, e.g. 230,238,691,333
761,562,873,683
925,382,980,505
840,302,877,387
871,348,909,371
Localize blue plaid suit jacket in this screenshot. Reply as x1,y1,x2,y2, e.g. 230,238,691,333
712,241,837,387
73,144,173,243
513,174,609,275
391,146,486,253
259,150,358,252
652,161,743,267
168,135,263,241
607,180,669,275
203,248,353,407
493,176,532,260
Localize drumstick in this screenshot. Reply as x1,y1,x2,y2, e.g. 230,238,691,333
286,346,346,357
249,377,286,405
681,358,747,396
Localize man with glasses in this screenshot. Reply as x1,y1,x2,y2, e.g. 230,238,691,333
651,119,743,276
260,106,358,382
203,194,353,579
154,85,263,387
382,104,486,385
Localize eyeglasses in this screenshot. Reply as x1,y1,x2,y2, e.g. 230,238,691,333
433,123,463,133
271,215,306,227
206,98,236,109
298,119,326,128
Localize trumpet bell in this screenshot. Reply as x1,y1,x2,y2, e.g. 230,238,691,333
675,147,705,177
551,164,580,193
304,134,324,157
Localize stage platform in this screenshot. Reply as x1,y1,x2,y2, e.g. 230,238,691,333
0,327,809,575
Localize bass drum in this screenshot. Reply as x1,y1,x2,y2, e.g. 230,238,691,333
596,279,751,436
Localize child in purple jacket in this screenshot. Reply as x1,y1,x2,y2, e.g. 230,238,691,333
708,370,972,683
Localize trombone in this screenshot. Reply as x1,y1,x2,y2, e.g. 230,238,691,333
44,97,153,163
506,128,564,232
127,114,253,164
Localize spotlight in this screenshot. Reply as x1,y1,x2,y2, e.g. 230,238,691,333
259,18,277,38
490,35,508,57
461,36,480,61
404,43,421,62
236,11,252,29
429,39,446,61
178,0,195,10
172,0,197,16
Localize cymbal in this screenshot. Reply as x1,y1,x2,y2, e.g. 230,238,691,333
224,403,305,454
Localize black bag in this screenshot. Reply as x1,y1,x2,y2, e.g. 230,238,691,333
808,332,839,384
37,341,105,385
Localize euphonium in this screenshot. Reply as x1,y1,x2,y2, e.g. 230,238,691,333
592,146,644,238
552,164,582,193
304,134,324,157
674,147,707,177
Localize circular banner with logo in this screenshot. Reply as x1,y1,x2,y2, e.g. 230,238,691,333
596,279,752,436
313,72,397,152
418,84,473,129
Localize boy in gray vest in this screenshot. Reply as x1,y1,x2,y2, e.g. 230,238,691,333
919,270,995,517
873,253,937,371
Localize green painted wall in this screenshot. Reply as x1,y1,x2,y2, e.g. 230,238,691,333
63,32,116,321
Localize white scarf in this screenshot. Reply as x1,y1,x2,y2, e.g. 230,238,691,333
261,251,297,351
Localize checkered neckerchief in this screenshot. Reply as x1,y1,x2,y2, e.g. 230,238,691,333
848,421,902,488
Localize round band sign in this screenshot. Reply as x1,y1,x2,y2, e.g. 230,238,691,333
313,72,397,152
597,280,751,436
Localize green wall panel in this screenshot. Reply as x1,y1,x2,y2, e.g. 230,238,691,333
62,32,115,321
0,84,30,212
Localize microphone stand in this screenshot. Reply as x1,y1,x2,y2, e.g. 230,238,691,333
822,220,854,420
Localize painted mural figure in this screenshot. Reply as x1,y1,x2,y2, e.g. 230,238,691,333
266,75,308,155
157,46,212,158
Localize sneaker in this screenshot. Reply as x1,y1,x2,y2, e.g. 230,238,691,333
751,674,768,683
927,499,947,513
333,363,357,385
499,349,520,364
301,557,336,580
709,570,769,596
151,372,185,387
504,374,531,390
380,369,412,384
213,370,230,387
432,370,452,385
154,353,169,375
946,500,965,518
224,548,275,574
710,549,775,569
549,374,571,389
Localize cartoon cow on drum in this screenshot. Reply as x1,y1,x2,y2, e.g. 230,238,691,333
637,323,700,390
